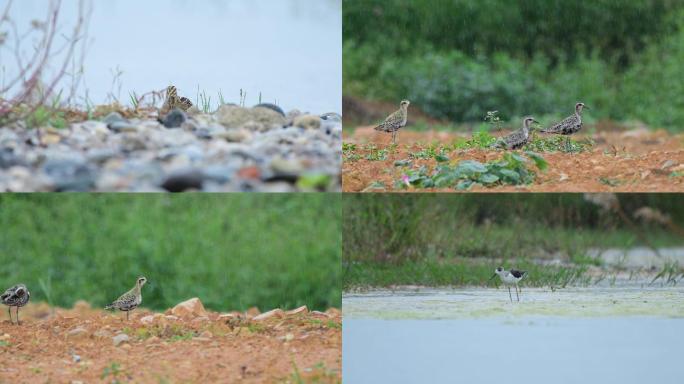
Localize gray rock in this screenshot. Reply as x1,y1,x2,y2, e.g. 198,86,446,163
42,158,95,191
254,103,285,116
293,115,322,130
107,121,140,133
161,108,187,128
112,333,129,347
103,112,124,125
216,104,287,131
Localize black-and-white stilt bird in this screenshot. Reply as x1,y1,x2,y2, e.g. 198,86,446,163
490,267,527,302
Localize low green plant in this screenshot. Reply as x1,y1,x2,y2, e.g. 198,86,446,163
525,134,593,153
452,130,498,149
343,142,361,162
364,144,388,161
396,151,547,190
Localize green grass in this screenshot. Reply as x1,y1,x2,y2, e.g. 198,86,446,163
344,259,592,289
0,194,341,311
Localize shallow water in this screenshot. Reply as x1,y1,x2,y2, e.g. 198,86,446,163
343,318,684,384
343,287,684,383
343,286,684,319
6,0,341,113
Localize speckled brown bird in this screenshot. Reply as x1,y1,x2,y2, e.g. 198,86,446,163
2,284,30,325
105,276,147,320
374,100,410,145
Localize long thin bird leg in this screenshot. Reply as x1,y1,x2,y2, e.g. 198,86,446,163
16,307,20,325
508,287,512,302
7,307,11,325
516,285,520,302
127,311,129,321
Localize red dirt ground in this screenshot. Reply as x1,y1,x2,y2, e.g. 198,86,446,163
0,302,341,383
343,126,684,192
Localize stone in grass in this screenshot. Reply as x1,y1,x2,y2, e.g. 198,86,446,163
161,108,187,128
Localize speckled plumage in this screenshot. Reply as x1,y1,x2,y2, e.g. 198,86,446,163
2,284,30,324
496,116,537,150
540,102,587,135
160,86,193,117
374,100,410,144
105,276,147,320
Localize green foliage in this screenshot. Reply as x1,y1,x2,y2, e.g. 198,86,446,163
396,152,546,190
524,135,593,153
344,260,591,288
344,2,684,130
343,142,361,162
343,0,680,67
0,194,341,311
363,143,388,161
342,194,684,266
452,130,498,149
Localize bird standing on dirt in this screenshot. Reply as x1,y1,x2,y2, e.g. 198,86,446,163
374,100,410,145
2,284,30,325
494,116,538,150
540,102,589,149
159,85,193,117
105,276,147,321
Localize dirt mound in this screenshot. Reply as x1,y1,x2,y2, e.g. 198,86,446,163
343,126,684,192
0,301,341,383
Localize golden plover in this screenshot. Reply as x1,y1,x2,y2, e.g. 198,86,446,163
489,267,528,302
160,85,193,116
2,284,30,325
105,276,147,320
540,102,589,149
494,116,538,150
374,100,410,145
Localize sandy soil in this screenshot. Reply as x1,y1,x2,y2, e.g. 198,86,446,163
343,126,684,192
0,302,341,383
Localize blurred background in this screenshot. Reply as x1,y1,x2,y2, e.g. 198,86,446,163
0,194,341,311
343,0,684,131
3,0,341,113
343,193,684,287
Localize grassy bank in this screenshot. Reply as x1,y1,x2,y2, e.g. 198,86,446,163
343,1,684,131
342,194,684,288
0,194,341,311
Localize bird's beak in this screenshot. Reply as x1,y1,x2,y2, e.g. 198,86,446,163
488,274,497,281
583,105,590,109
532,119,540,124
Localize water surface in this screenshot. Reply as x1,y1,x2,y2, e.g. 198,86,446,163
343,287,684,383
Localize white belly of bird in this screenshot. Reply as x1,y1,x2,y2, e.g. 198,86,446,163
500,274,520,285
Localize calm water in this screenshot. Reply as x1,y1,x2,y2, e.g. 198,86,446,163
343,287,684,383
4,0,341,113
344,318,684,384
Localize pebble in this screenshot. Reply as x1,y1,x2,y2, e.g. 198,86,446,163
66,327,89,339
161,108,187,128
0,105,340,191
253,309,284,321
112,333,130,346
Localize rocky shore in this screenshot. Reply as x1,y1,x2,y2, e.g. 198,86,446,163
0,104,341,192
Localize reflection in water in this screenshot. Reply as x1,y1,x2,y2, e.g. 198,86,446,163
6,0,341,113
